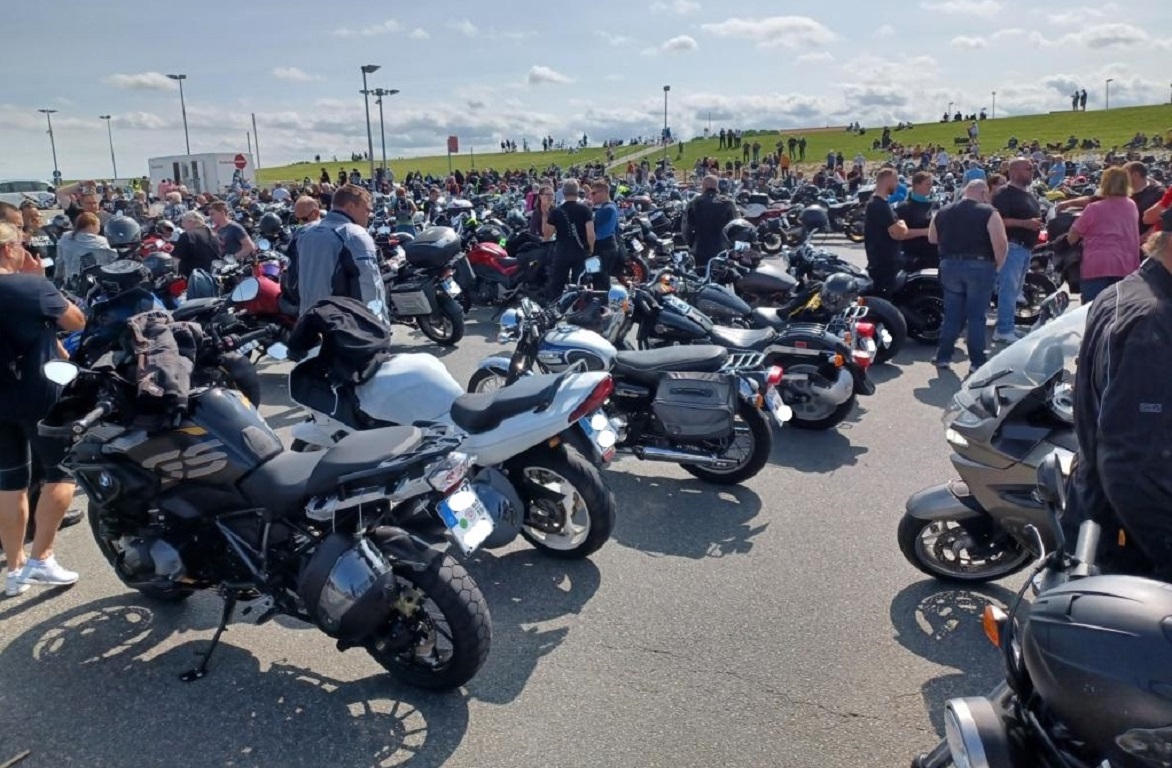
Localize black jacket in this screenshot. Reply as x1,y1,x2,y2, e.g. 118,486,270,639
172,227,219,278
1069,259,1172,574
286,297,392,385
683,191,738,265
124,310,203,430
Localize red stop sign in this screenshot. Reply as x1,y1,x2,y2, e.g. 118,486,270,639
234,154,248,169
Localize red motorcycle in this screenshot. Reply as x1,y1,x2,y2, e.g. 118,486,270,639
455,234,547,308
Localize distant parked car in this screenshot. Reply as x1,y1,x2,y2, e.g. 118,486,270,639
0,179,57,209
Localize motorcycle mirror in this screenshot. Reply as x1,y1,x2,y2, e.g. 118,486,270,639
377,225,392,235
266,342,289,361
584,256,602,274
230,277,261,303
256,237,271,252
43,360,80,386
733,241,751,252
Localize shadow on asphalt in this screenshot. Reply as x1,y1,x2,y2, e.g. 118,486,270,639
463,548,601,706
0,595,469,768
603,472,765,558
772,424,868,472
889,579,1018,737
913,368,962,409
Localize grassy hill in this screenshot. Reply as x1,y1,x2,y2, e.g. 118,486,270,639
257,104,1172,186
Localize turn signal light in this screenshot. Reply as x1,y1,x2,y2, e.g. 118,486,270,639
766,366,784,388
852,350,872,369
570,377,615,423
833,354,845,367
982,605,1009,648
856,322,876,338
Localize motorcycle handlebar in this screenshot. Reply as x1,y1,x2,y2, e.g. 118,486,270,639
39,400,114,439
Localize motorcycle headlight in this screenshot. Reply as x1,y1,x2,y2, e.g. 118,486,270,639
944,698,1012,768
945,428,970,448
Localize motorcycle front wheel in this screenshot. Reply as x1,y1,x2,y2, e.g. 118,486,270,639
844,213,866,243
417,294,466,346
508,444,615,559
896,514,1032,583
681,399,773,484
365,548,491,691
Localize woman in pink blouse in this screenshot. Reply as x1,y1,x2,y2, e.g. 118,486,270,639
1066,167,1140,302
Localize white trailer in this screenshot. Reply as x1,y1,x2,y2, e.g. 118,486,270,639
147,152,255,195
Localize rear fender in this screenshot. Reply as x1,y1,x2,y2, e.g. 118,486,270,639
474,356,517,381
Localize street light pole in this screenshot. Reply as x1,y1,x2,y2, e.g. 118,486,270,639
360,65,381,183
371,88,400,176
37,108,60,182
1105,78,1114,110
991,91,996,119
166,74,190,154
662,85,670,170
99,115,118,178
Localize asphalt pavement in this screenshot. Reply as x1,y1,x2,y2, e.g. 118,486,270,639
0,240,1022,768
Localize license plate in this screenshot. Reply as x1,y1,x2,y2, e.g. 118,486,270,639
437,482,494,554
630,240,644,253
765,387,792,426
443,277,462,297
578,411,617,463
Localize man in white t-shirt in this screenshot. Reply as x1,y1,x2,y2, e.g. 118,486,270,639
935,149,951,173
271,182,291,203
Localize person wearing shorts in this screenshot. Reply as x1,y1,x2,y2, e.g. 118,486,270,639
0,220,86,597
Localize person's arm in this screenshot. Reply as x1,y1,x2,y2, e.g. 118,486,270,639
1056,195,1092,212
987,211,1009,268
38,279,85,332
1142,192,1170,226
1067,204,1091,245
585,220,596,254
542,206,556,239
927,216,939,245
349,230,387,314
887,219,909,239
234,226,255,260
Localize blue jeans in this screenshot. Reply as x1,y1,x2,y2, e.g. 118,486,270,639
995,243,1029,336
936,258,996,368
1080,276,1122,304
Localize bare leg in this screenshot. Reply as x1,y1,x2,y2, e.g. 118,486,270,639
29,482,75,561
0,489,29,573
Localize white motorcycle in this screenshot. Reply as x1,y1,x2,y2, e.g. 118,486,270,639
268,343,619,560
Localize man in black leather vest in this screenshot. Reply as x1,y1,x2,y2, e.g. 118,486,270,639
928,179,1008,374
683,175,738,267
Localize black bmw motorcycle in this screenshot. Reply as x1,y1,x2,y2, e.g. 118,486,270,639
38,356,493,691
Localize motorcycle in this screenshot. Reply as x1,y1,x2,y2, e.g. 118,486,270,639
470,284,787,485
913,452,1172,768
38,357,493,691
898,292,1079,582
383,226,467,346
275,339,619,560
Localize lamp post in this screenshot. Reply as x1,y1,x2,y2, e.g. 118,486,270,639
1105,78,1115,110
99,115,118,178
947,101,954,119
662,85,670,170
360,64,381,182
37,108,60,182
991,91,997,119
371,87,400,175
166,74,190,154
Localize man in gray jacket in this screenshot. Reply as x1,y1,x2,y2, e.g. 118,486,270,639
289,184,386,320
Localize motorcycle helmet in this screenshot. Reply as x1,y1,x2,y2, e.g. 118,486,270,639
798,205,831,233
818,273,860,314
506,210,528,231
258,260,282,280
722,218,758,246
155,219,177,240
258,212,283,237
103,215,142,249
497,307,523,342
141,252,175,280
296,532,396,640
51,214,71,231
475,224,506,244
564,292,613,334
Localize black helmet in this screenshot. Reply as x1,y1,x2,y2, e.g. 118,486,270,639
103,216,142,249
475,224,505,244
799,205,831,233
506,210,528,231
142,252,175,280
819,272,860,314
51,214,71,231
258,212,283,237
722,218,758,246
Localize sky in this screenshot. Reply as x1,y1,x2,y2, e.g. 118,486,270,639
4,0,1171,179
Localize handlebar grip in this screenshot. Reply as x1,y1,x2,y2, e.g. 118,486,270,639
1073,521,1101,569
72,403,111,435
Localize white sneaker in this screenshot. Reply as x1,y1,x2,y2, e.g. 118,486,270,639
19,556,79,587
992,332,1020,345
5,570,29,597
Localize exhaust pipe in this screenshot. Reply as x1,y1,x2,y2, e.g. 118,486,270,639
807,367,854,407
632,445,735,468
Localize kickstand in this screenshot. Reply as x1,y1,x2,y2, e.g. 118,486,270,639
180,591,238,683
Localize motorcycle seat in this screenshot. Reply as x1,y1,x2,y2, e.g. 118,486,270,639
612,345,728,384
449,372,564,434
751,307,789,329
827,202,855,212
242,426,425,515
709,325,777,351
171,297,221,322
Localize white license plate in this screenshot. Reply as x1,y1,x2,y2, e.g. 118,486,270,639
443,277,462,297
630,240,644,253
437,482,494,554
765,387,792,426
579,411,617,462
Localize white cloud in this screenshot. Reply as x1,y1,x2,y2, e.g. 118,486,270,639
604,74,625,82
1028,22,1163,50
332,19,401,37
662,34,699,53
992,28,1025,40
796,51,834,64
272,67,323,83
919,0,1002,17
599,31,635,46
700,16,837,49
449,19,478,37
874,24,896,38
951,35,988,49
409,28,430,39
650,0,700,14
103,72,177,91
1047,3,1120,26
526,66,574,86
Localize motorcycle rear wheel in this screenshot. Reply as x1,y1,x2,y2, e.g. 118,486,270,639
365,550,491,691
779,362,857,430
860,296,908,365
510,445,615,559
681,400,773,484
896,514,1032,583
902,292,945,345
417,295,466,346
1014,273,1058,326
845,214,866,244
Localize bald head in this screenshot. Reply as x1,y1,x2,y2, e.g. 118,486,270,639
702,174,719,191
962,179,991,203
294,195,321,223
